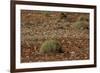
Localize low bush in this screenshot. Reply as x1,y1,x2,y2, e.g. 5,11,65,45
73,16,89,30
40,40,63,54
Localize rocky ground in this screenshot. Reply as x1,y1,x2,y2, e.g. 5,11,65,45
21,10,89,63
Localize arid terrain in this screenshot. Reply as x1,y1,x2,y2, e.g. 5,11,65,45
21,10,89,63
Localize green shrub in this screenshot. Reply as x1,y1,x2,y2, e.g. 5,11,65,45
77,15,89,21
73,16,89,30
40,40,63,54
74,21,88,30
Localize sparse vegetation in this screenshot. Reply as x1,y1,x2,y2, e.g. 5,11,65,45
21,10,89,62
